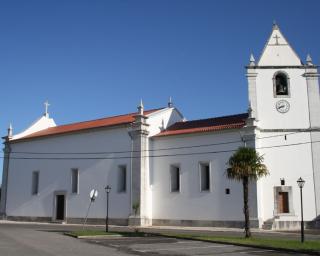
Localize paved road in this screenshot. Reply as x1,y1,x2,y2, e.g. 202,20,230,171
86,236,312,256
0,223,127,256
0,222,316,256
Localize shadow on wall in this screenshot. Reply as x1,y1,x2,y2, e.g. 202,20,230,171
167,111,183,128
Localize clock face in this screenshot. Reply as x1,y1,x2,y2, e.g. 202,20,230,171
276,100,290,113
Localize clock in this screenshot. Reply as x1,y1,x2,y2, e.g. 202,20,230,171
276,100,290,113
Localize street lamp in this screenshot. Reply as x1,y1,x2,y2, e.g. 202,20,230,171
105,185,111,232
297,177,305,243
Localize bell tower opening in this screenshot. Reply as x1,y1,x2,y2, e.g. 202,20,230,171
274,72,289,96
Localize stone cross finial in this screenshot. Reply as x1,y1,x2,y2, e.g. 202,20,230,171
8,123,13,139
306,54,313,66
44,100,50,117
168,96,173,108
249,54,256,66
272,20,279,30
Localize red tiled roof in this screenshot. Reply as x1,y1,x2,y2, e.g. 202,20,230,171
154,113,248,137
12,108,162,142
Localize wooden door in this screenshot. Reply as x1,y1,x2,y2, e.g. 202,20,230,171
278,192,289,213
56,195,65,220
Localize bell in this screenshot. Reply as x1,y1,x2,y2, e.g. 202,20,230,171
278,85,285,94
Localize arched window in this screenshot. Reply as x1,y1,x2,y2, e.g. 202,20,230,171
273,72,290,97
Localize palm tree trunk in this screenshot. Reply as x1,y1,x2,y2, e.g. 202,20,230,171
243,176,251,238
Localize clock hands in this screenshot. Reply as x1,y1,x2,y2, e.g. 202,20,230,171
275,100,290,113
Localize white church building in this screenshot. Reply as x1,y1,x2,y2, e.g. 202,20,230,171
1,24,319,230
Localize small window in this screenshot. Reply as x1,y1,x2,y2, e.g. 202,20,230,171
71,168,79,194
200,163,210,191
32,171,39,195
274,72,289,96
118,165,127,193
170,165,180,192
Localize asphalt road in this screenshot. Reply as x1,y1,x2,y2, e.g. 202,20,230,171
0,223,127,256
86,236,312,256
0,222,316,256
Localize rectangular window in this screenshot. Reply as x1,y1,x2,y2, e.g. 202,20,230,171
170,165,180,192
32,171,39,195
71,168,79,194
118,165,127,193
200,163,210,191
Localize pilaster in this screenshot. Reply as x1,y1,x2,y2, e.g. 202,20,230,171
246,68,259,121
304,66,320,216
0,139,11,217
128,112,150,226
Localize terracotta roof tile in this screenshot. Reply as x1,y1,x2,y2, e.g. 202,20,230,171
12,108,162,142
154,113,248,137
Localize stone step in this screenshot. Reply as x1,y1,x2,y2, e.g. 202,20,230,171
262,221,274,230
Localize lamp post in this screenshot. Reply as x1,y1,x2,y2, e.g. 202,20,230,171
105,185,111,232
297,177,305,243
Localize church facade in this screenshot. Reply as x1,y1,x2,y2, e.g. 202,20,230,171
1,24,319,230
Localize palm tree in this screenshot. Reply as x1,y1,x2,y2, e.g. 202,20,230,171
227,147,268,238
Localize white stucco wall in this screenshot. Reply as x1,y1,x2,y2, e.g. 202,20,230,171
12,115,56,140
151,130,258,222
143,107,184,221
147,108,184,137
255,68,309,129
4,107,184,222
6,127,133,219
258,26,301,66
256,131,317,222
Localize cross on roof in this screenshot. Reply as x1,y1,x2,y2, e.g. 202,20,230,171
273,34,280,45
44,100,50,116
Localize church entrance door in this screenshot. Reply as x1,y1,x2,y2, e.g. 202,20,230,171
54,193,66,221
277,192,289,213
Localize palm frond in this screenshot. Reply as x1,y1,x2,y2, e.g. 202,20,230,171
227,147,269,181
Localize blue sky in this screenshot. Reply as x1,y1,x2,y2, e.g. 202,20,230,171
0,0,320,181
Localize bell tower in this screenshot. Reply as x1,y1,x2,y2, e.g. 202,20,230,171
247,23,317,130
247,24,320,222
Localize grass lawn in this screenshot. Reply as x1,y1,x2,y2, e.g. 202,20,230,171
160,233,320,253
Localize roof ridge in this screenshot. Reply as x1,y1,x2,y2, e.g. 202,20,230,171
176,112,248,124
10,107,165,142
154,112,248,138
47,107,165,129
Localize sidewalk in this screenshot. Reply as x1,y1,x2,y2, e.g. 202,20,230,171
1,219,320,238
141,225,320,235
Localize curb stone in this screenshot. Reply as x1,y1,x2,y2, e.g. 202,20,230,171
64,233,122,239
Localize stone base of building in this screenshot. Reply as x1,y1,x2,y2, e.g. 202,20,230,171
270,220,320,230
128,215,151,226
4,216,319,230
6,216,52,223
151,218,259,228
5,216,128,226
